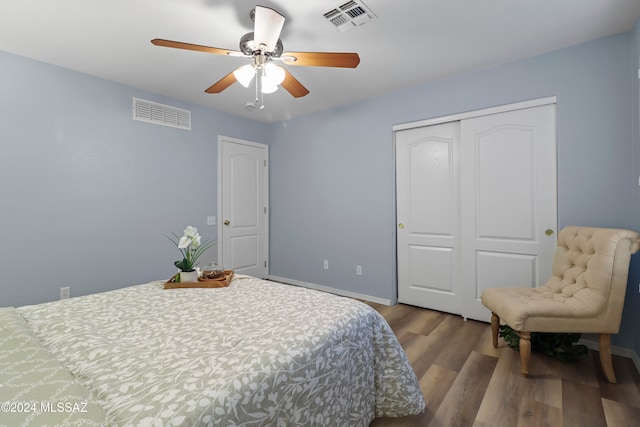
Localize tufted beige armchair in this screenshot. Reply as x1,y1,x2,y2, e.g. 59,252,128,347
481,226,640,383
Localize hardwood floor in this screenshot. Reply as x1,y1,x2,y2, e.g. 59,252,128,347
366,302,640,427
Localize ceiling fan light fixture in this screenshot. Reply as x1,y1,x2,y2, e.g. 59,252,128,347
260,79,279,94
264,63,285,86
233,64,255,87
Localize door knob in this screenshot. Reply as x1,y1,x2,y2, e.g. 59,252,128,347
398,223,405,229
224,220,230,226
545,228,554,236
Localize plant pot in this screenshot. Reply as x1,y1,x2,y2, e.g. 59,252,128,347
179,270,198,283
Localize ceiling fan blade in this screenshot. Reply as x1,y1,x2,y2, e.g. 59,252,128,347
151,38,241,56
253,6,285,52
281,69,309,98
281,52,360,68
205,72,237,94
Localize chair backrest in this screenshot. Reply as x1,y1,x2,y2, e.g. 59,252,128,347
543,226,640,332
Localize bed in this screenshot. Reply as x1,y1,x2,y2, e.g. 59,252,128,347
1,275,425,426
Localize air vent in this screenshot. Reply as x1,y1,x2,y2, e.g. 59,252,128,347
324,0,376,32
133,98,191,130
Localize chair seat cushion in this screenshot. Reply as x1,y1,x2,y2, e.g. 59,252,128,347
481,285,612,333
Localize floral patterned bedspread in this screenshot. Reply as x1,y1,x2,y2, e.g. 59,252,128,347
16,277,425,426
0,308,108,427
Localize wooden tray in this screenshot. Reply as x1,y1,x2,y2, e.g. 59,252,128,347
164,270,234,289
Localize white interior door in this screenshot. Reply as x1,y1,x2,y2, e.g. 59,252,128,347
395,101,557,322
219,136,268,278
460,105,557,321
396,122,462,314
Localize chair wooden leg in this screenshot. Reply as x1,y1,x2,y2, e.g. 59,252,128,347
519,331,531,377
599,334,617,384
491,312,499,348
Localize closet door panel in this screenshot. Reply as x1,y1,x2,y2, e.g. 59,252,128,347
475,251,536,299
409,246,454,293
460,105,557,322
409,140,455,234
396,122,461,314
476,126,535,239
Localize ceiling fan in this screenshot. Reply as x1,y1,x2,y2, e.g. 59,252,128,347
151,5,360,103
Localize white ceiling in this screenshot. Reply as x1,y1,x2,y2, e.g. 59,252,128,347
1,0,639,123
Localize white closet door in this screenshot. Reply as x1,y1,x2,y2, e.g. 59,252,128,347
395,102,557,322
396,122,462,314
459,104,557,321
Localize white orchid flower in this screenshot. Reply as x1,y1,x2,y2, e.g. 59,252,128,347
191,233,202,249
184,226,198,238
178,236,192,249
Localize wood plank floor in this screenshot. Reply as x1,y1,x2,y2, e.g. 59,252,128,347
366,302,640,427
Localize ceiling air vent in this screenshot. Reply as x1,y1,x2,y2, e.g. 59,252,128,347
133,97,191,131
324,0,376,32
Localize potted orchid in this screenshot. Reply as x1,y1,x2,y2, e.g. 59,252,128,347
166,226,216,282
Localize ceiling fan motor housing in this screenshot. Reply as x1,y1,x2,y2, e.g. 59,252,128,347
240,32,283,57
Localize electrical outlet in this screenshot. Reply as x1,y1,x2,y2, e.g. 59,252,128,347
356,265,362,276
323,260,329,270
60,287,70,300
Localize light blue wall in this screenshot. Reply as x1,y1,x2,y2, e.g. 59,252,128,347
2,24,639,351
629,18,640,358
0,51,267,307
268,32,638,347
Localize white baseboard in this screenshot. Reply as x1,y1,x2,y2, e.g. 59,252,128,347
579,338,640,375
267,275,393,306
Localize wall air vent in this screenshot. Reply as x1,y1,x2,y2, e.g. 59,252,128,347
323,0,376,32
133,97,191,130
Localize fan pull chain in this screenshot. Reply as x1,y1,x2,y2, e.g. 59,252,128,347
257,67,265,110
254,67,259,105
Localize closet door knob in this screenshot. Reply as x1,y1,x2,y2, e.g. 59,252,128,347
224,220,231,226
545,228,554,236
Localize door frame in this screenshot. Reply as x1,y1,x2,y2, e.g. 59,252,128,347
393,97,557,131
217,135,269,276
